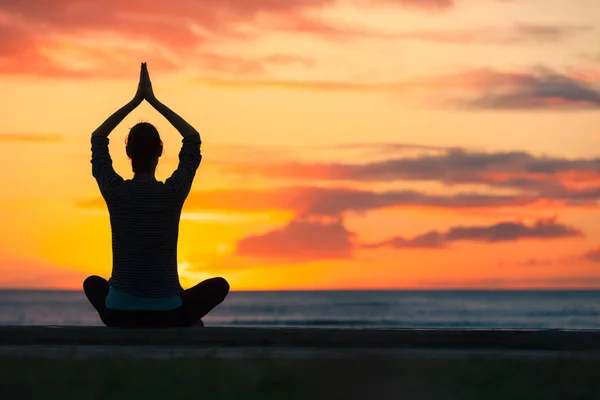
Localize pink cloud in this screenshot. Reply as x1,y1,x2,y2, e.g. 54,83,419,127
0,0,326,77
77,142,600,216
215,146,600,201
236,217,356,261
233,215,580,263
0,0,531,78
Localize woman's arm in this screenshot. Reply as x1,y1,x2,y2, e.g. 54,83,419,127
142,64,201,141
91,63,145,195
140,63,202,194
91,100,140,138
91,64,145,138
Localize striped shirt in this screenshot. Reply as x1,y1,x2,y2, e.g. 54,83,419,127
91,134,201,298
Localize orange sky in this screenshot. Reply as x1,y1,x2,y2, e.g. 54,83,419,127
1,0,600,290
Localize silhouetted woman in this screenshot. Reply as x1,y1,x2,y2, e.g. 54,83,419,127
83,63,229,327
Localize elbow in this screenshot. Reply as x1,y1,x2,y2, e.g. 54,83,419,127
183,131,201,142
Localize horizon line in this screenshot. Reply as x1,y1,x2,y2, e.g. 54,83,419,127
1,288,600,292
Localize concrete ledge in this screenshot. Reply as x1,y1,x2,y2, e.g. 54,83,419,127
1,326,600,351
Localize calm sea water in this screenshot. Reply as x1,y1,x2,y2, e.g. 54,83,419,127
0,290,599,329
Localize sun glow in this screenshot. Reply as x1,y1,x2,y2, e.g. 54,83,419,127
180,211,274,223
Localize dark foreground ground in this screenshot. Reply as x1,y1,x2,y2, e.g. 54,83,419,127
2,354,599,400
1,327,600,399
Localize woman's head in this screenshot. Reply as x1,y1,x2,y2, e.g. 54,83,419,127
126,122,163,174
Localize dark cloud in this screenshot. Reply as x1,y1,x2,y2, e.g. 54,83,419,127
79,140,600,217
367,231,447,249
218,147,600,201
330,142,456,153
583,247,600,263
459,69,600,110
200,67,600,110
80,180,565,216
390,23,591,45
236,217,356,261
286,188,535,215
78,184,538,217
445,217,582,242
369,217,583,248
518,258,555,267
187,186,537,216
511,24,591,43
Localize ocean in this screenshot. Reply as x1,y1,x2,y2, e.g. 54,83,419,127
1,290,599,329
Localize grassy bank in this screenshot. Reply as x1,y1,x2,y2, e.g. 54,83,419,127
1,354,598,399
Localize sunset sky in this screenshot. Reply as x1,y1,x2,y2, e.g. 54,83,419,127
1,0,600,290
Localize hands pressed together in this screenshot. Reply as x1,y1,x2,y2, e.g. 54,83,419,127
133,62,157,105
91,61,198,139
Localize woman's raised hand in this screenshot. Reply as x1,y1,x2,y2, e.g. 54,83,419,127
141,62,157,104
133,62,146,105
133,62,157,105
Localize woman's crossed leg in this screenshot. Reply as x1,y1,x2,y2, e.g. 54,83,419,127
83,276,229,328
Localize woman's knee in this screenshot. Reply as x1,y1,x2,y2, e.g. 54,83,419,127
83,275,108,295
211,277,230,300
217,277,230,293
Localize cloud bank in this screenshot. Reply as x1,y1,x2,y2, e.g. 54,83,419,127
366,217,582,249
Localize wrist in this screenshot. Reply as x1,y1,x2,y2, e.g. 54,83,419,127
130,97,143,108
147,96,160,107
